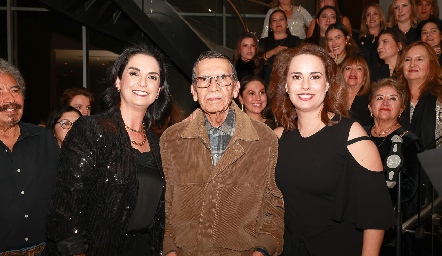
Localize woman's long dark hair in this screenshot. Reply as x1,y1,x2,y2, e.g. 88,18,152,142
101,43,172,129
308,5,341,47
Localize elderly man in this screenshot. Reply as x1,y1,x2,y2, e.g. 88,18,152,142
160,51,284,256
0,59,59,254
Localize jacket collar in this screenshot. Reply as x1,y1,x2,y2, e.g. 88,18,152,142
181,101,259,143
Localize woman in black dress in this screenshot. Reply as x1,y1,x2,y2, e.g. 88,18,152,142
365,78,422,255
44,44,171,255
233,32,263,82
259,9,301,85
341,55,372,126
270,43,394,255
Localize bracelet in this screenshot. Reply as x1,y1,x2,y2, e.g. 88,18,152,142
253,246,270,256
164,249,177,255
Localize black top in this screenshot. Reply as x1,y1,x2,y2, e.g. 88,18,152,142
370,63,391,82
259,34,301,85
394,24,418,44
365,126,422,217
349,94,372,126
44,109,165,256
401,91,437,150
127,150,163,233
355,33,380,69
234,60,263,82
0,122,60,252
276,116,394,255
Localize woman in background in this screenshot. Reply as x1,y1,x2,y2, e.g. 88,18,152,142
366,78,422,255
45,43,171,255
371,27,407,82
46,106,82,147
304,5,339,48
306,0,352,38
260,9,301,84
60,87,94,116
233,32,263,82
238,75,276,129
341,55,372,126
270,43,394,255
389,0,420,43
325,22,359,66
261,0,313,39
416,0,439,21
418,17,442,64
356,3,388,68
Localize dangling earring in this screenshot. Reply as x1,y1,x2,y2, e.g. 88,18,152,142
241,104,244,111
116,87,120,93
370,112,373,117
156,88,160,99
398,113,402,118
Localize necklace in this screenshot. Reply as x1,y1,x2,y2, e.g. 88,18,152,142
275,36,287,47
279,5,293,11
372,123,400,137
131,133,147,146
124,123,145,133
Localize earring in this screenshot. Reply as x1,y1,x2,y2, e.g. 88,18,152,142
241,104,244,111
399,113,402,118
116,87,120,92
370,112,373,117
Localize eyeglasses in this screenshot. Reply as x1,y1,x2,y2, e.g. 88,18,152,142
57,119,75,129
194,74,234,88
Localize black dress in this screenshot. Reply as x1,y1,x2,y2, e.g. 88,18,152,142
276,116,394,255
259,34,301,85
365,126,423,256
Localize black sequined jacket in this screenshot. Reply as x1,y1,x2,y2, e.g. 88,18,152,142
44,109,165,256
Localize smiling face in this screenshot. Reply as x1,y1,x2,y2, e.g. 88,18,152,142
327,28,348,57
239,80,267,117
369,86,404,122
393,0,412,24
343,63,365,90
0,73,24,130
417,0,434,20
115,54,161,112
318,9,337,36
70,94,91,116
365,6,382,30
421,22,442,47
54,110,81,147
270,11,288,34
377,33,401,62
403,45,430,85
239,37,257,62
191,58,239,116
286,54,330,114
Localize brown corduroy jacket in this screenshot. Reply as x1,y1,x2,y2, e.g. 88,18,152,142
160,103,284,256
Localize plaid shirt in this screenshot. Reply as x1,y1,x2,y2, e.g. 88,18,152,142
204,108,236,166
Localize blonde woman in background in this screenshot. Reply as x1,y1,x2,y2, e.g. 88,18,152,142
389,0,420,43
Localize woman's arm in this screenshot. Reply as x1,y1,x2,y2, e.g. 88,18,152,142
306,19,316,38
362,229,384,256
261,9,273,39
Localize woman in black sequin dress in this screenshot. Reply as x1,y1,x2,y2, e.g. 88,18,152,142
44,44,171,256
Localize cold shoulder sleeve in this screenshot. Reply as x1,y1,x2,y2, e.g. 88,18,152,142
334,150,395,230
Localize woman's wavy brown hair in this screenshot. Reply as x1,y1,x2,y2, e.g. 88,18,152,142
269,43,348,131
397,41,442,101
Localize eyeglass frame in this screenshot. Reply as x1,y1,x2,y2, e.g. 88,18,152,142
193,74,235,88
56,119,75,129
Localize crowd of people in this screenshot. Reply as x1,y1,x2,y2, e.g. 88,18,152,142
1,0,442,255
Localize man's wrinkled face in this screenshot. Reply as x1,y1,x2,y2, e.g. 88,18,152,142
0,73,23,129
191,58,239,115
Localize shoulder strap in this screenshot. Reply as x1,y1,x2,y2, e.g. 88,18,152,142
347,136,371,145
